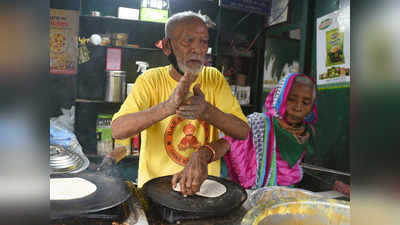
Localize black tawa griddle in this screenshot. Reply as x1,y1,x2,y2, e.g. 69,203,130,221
50,171,131,220
142,175,247,223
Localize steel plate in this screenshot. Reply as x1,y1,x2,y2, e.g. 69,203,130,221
248,186,322,208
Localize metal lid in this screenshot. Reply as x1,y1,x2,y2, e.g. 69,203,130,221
106,70,127,77
49,145,89,174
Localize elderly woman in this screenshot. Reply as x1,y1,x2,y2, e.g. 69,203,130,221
224,72,317,189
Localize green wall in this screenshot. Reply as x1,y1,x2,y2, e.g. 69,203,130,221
262,0,349,172
309,0,349,172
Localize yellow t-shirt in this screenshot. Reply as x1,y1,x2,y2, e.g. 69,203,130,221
112,65,247,187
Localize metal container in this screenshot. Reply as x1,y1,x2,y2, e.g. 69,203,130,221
248,186,322,208
49,145,89,174
112,39,128,47
111,33,128,46
241,198,350,225
104,71,127,102
111,33,128,40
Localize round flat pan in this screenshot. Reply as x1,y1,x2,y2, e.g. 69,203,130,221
142,175,247,214
50,171,131,219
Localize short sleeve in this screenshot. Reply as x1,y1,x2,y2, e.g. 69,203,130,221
112,76,152,123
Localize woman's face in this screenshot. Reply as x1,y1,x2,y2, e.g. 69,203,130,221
285,82,314,125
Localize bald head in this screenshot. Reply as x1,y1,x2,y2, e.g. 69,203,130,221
165,11,207,39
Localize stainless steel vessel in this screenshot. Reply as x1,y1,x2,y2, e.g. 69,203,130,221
49,145,89,174
104,70,127,102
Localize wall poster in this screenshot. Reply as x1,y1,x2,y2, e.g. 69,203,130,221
265,0,289,27
105,48,122,71
316,7,350,89
50,9,79,75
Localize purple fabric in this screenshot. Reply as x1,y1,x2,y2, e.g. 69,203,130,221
264,88,276,117
224,130,257,189
277,76,295,119
276,150,305,186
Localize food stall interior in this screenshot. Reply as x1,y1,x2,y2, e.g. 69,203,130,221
49,0,350,224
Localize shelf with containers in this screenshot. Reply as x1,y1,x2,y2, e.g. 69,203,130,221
79,16,166,49
75,100,143,158
212,7,265,115
76,8,170,157
88,45,162,51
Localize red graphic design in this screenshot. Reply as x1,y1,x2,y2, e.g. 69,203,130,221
165,116,210,166
178,124,201,151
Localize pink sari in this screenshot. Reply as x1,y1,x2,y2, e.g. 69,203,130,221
224,73,318,188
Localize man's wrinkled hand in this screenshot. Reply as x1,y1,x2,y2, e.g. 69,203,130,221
171,150,210,196
165,73,196,115
176,84,210,120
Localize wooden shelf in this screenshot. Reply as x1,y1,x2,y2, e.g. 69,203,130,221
80,15,165,26
75,98,122,104
89,45,161,51
79,15,165,49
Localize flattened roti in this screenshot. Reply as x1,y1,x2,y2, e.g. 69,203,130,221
50,177,97,200
173,179,226,198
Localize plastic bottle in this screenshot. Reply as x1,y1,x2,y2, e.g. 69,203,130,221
136,61,149,75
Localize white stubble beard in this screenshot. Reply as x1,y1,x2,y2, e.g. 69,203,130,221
178,57,205,75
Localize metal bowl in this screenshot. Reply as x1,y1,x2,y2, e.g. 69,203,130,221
248,186,322,208
242,198,350,225
49,145,89,174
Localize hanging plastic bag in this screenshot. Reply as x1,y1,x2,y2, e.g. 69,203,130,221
50,106,86,158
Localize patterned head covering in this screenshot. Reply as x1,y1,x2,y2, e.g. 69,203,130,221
264,72,318,124
223,72,318,189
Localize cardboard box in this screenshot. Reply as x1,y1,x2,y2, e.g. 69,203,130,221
139,7,168,23
118,7,139,20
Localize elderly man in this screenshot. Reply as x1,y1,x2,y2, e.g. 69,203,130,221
111,11,249,195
